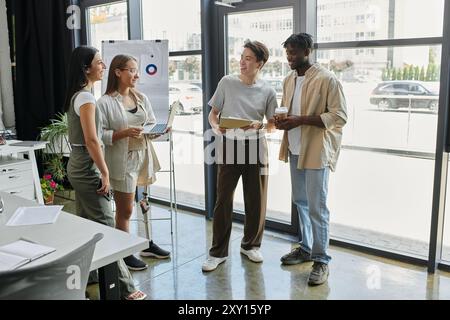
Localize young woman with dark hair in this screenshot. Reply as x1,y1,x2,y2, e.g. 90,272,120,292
65,46,146,300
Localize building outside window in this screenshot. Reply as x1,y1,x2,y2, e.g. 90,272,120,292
316,0,445,258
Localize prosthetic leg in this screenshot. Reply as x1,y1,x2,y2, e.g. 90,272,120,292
139,186,151,240
138,185,171,259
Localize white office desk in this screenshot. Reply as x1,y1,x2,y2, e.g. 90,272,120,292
0,192,149,299
0,140,47,204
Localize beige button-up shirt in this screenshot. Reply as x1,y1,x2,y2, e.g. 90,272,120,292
97,92,161,184
279,63,348,171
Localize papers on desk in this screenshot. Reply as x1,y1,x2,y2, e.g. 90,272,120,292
0,239,56,271
6,206,63,227
219,117,253,129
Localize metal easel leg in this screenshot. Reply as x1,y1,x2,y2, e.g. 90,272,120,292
170,132,178,232
140,185,151,240
169,132,174,234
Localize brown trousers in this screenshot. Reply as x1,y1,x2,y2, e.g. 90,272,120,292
209,137,268,258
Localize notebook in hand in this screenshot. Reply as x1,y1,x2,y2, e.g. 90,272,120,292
0,240,56,271
219,116,253,129
143,101,179,135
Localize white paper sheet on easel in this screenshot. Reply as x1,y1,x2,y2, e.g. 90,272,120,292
102,40,169,123
139,53,167,86
6,206,63,226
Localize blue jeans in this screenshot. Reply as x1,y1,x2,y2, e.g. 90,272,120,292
289,153,331,264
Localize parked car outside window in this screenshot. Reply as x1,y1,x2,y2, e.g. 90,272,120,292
169,83,203,115
369,80,439,113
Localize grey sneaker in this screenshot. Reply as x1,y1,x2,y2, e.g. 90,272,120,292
280,247,312,265
140,241,171,259
123,255,148,271
308,262,329,286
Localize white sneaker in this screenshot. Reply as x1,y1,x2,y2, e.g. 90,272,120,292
240,248,264,263
202,256,227,272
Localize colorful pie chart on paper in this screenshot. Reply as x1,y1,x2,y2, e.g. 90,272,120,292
146,64,158,76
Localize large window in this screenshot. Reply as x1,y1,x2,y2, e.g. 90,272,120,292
150,55,205,208
320,46,441,152
142,0,202,52
86,1,129,98
316,0,444,258
87,1,128,51
142,0,204,209
317,0,444,42
324,47,440,257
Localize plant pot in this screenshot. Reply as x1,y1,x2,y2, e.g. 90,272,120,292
44,193,55,205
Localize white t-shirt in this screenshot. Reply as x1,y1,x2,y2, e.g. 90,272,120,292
288,76,305,155
74,92,96,116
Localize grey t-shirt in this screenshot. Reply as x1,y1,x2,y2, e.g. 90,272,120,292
208,75,278,122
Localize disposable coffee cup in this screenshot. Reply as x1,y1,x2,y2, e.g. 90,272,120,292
275,107,288,120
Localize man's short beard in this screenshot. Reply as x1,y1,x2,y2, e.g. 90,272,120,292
296,58,310,69
290,58,310,70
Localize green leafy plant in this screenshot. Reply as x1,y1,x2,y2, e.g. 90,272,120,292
39,113,70,182
45,155,67,182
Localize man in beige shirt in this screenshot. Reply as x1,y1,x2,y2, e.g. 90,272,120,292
275,33,347,286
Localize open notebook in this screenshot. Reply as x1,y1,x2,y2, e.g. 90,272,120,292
0,240,56,271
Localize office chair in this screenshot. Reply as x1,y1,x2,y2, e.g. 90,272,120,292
0,233,103,300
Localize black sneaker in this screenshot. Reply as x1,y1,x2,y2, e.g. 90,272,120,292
280,247,312,265
123,255,148,271
140,241,171,259
308,262,329,286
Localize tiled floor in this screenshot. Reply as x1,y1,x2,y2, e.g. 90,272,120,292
57,195,450,300
150,186,450,260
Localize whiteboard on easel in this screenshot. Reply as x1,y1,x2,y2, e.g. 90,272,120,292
101,40,169,122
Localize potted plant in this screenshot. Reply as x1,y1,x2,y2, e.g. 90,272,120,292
40,174,63,205
39,113,70,185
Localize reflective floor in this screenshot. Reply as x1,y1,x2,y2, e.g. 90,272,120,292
54,196,450,300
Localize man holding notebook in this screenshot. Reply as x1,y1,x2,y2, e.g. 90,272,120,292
202,40,278,272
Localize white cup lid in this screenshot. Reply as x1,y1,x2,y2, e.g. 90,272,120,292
275,107,288,113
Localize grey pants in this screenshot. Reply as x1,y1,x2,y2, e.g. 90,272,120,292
68,148,135,298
